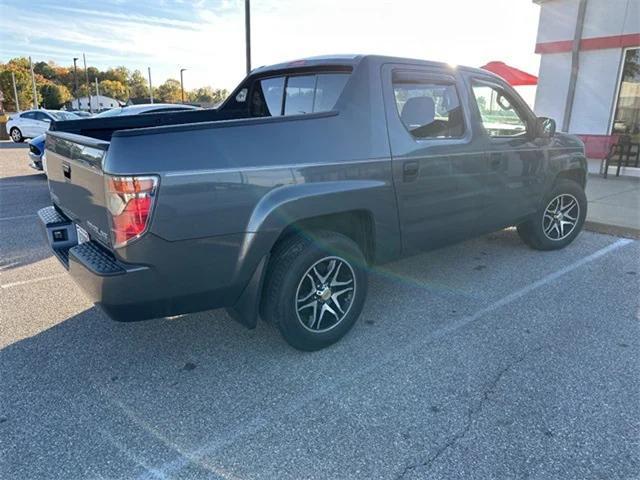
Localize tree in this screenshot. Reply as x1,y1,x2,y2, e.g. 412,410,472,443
34,61,57,81
103,66,129,84
40,83,71,109
156,79,182,103
0,61,40,111
188,86,228,105
128,69,149,99
98,79,127,100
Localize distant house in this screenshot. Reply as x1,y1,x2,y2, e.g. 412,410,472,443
71,95,122,111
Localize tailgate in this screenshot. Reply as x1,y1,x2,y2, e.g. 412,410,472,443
45,132,112,248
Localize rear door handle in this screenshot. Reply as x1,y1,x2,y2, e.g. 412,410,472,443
403,161,420,182
62,162,71,179
488,152,503,170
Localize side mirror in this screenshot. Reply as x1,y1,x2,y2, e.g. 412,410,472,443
536,117,556,138
42,117,52,123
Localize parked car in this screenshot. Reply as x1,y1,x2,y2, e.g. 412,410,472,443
6,110,79,142
69,111,93,118
38,55,587,350
27,134,46,171
94,103,200,117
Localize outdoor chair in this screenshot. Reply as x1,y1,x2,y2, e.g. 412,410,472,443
603,135,640,178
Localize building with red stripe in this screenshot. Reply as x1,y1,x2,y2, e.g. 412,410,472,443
533,0,639,174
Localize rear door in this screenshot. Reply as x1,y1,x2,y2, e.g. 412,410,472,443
33,111,53,136
383,64,489,252
466,76,545,228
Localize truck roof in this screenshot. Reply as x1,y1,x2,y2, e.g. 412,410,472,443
251,54,499,80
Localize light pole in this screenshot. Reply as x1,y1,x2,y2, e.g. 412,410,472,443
95,77,100,112
148,67,153,104
11,71,20,112
29,56,38,109
83,53,92,113
245,0,251,75
73,57,79,108
180,68,187,103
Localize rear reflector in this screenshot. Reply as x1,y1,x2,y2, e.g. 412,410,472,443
105,175,158,248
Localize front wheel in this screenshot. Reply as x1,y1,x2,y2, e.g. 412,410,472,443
10,128,23,143
262,231,368,351
517,179,587,250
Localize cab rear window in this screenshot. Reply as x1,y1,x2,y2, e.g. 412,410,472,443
251,73,349,117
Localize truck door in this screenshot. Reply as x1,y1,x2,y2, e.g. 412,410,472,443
383,65,489,252
466,76,546,228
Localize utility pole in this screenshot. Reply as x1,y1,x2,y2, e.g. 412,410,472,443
95,77,100,112
83,53,92,113
28,56,38,109
73,57,79,109
148,67,154,104
11,71,20,112
180,68,187,103
245,0,251,75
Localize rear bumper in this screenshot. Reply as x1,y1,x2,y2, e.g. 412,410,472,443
37,206,267,326
38,206,160,321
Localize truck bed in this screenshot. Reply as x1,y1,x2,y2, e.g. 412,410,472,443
51,108,249,141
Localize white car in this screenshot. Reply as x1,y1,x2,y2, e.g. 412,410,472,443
93,103,200,118
6,110,79,143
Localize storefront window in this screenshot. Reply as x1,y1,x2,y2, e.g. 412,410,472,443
612,48,640,141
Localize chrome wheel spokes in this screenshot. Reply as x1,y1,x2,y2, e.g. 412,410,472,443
295,256,356,332
542,193,580,241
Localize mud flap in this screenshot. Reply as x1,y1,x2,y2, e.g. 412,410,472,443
225,255,269,329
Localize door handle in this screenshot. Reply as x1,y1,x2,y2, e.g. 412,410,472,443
403,161,420,182
62,162,71,180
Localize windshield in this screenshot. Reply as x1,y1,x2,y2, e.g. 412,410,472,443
94,108,125,118
50,112,79,120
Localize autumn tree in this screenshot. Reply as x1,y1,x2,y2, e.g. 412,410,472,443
40,83,72,109
156,79,182,103
98,79,127,100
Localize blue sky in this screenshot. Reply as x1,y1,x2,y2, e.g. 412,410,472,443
0,0,542,91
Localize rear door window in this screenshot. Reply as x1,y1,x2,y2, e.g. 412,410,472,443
393,78,466,139
21,112,37,120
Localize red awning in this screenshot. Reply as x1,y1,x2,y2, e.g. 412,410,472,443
481,61,538,86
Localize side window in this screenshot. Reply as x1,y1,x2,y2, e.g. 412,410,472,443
21,112,37,120
35,112,51,122
471,82,528,137
393,78,465,139
251,76,285,117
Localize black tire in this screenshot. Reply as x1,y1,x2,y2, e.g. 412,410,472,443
517,179,587,250
10,128,23,143
262,231,368,351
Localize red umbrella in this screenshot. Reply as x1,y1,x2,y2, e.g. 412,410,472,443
481,61,538,86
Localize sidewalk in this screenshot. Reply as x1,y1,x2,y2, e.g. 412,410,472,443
585,173,640,238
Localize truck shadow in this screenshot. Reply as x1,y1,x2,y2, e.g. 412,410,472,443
0,141,29,149
0,174,53,271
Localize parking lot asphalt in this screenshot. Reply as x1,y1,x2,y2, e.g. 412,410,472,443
0,140,639,480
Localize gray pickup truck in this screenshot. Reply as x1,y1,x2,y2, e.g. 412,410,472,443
39,55,587,350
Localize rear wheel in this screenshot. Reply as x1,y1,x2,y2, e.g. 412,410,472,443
517,179,587,250
262,231,368,351
10,128,23,143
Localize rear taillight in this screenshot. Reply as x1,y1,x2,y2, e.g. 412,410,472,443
105,175,158,248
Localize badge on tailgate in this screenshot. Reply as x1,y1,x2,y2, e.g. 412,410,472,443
76,223,90,244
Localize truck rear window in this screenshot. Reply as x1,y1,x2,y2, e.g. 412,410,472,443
251,73,349,117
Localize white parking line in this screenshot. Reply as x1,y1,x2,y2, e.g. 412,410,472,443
136,237,634,480
0,273,66,289
0,214,36,222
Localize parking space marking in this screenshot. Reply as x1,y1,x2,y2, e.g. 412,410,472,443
136,237,634,480
1,273,66,289
0,214,36,222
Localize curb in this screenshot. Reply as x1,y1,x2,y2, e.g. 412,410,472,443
584,221,640,240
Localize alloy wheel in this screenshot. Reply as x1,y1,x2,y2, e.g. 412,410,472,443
11,129,21,142
542,193,580,241
295,256,356,333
